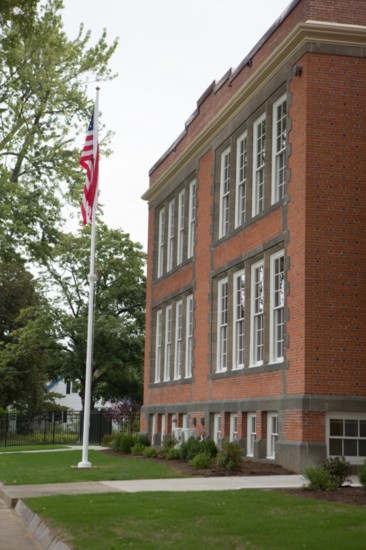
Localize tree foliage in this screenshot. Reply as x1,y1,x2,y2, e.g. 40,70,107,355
0,259,63,412
42,223,146,408
0,0,118,261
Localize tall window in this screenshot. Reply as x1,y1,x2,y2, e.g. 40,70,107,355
157,208,165,277
187,180,197,258
235,132,247,227
219,147,231,238
251,261,264,366
185,294,194,378
214,413,222,445
247,413,256,457
233,270,245,369
252,114,266,217
177,190,185,265
167,200,175,272
174,300,183,379
230,414,238,442
155,310,163,383
270,251,285,362
267,413,278,459
272,95,287,204
217,278,228,372
164,305,172,381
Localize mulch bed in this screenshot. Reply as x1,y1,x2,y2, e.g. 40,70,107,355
102,450,366,506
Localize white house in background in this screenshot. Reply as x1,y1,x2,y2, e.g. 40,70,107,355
47,378,110,411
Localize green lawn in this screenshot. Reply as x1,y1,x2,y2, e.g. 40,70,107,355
26,490,366,550
0,450,183,484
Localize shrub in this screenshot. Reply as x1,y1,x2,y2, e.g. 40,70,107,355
131,443,146,456
216,441,242,472
157,448,167,459
162,434,178,451
111,433,136,454
102,433,115,447
190,452,212,469
143,446,158,458
200,438,218,458
166,447,181,460
180,437,202,461
135,434,151,447
358,462,366,487
303,466,337,491
321,457,352,488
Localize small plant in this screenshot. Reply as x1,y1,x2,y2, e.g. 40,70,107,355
102,433,115,447
216,441,242,472
200,438,218,458
321,457,352,488
359,461,366,487
162,434,178,451
143,446,158,458
190,452,212,469
303,466,337,491
111,433,136,454
131,442,146,456
135,434,151,447
165,447,180,460
180,437,201,461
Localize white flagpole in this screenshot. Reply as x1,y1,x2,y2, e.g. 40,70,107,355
78,88,100,468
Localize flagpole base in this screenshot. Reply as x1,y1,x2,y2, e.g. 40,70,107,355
77,461,92,468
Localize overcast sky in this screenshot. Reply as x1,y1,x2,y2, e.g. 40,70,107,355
62,0,291,250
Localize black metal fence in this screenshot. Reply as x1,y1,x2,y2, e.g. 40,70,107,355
0,410,112,448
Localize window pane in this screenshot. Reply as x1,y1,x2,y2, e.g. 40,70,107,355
344,439,357,456
359,440,366,457
329,438,342,455
360,421,366,437
345,419,358,437
330,419,343,436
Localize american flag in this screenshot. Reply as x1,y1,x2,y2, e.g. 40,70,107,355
80,107,99,225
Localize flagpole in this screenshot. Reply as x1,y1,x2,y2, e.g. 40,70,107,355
78,88,100,468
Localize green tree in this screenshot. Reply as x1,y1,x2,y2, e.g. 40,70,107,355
0,259,63,411
0,0,118,261
42,223,146,408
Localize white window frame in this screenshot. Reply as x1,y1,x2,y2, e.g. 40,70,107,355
164,305,172,381
247,413,256,457
233,269,245,370
174,300,183,380
217,278,228,372
177,190,185,265
185,294,194,378
157,208,165,278
167,199,175,272
327,413,366,464
267,412,278,459
270,250,285,363
213,413,222,445
187,179,196,258
219,147,231,238
230,413,238,442
271,94,287,204
250,261,264,367
235,131,247,227
252,114,266,217
155,310,163,383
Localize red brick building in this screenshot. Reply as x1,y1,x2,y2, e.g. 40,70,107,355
141,0,366,472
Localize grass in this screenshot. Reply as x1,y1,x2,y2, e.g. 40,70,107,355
26,490,366,550
0,450,183,484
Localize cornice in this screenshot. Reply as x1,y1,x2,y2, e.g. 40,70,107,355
142,21,366,202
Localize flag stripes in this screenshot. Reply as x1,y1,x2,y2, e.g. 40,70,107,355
80,109,99,225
